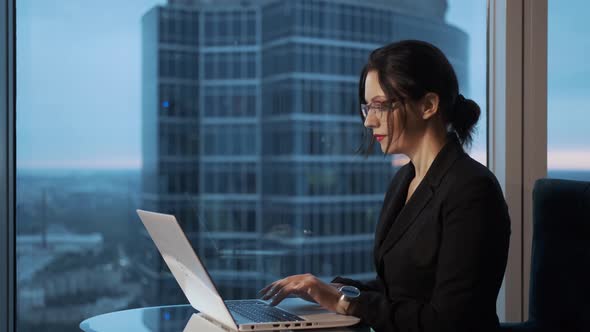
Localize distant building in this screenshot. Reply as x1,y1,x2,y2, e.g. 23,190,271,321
16,225,103,282
19,267,138,325
16,227,113,323
141,0,468,303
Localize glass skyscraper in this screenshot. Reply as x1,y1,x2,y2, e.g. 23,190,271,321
141,0,468,304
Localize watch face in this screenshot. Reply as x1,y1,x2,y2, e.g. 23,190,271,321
340,286,360,298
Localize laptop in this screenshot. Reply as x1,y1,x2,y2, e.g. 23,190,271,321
183,311,360,332
136,209,361,331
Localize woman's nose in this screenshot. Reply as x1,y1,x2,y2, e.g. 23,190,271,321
364,112,379,129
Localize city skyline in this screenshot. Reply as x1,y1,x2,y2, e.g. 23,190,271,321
11,2,589,330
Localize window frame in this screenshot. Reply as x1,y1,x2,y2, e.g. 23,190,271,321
488,0,547,322
1,0,16,331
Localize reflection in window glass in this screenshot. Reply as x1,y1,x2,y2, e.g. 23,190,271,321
547,0,590,180
16,0,487,331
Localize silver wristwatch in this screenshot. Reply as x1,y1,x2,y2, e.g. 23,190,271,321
335,285,360,315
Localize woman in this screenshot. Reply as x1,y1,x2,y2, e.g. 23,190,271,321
259,40,511,332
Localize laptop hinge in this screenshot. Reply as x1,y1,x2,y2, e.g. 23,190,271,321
196,312,238,332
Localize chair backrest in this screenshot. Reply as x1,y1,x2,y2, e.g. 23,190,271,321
528,178,590,330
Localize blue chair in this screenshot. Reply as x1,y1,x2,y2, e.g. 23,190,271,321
501,178,590,332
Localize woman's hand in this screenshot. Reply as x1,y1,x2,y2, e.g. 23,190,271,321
258,274,342,312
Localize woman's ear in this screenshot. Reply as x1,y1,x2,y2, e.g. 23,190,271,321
421,92,440,120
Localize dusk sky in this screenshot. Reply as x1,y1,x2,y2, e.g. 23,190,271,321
15,0,589,170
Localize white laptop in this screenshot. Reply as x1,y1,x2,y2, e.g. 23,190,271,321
137,209,361,331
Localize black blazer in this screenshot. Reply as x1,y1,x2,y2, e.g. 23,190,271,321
333,134,511,332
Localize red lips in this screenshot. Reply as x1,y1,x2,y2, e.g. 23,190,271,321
374,135,386,142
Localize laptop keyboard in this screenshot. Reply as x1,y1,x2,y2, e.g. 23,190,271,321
226,300,304,323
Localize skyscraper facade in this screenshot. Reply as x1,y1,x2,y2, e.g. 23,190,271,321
142,0,468,303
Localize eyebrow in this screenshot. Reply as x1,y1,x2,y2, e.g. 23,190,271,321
363,95,387,104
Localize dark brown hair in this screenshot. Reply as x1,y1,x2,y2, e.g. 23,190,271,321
357,40,481,155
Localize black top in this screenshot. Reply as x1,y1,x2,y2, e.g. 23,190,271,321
333,133,511,332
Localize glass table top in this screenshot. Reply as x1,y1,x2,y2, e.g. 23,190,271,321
79,303,372,332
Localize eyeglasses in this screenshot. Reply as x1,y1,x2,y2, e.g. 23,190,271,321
361,100,401,120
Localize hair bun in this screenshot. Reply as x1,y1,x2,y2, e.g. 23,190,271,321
457,94,466,104
451,93,480,146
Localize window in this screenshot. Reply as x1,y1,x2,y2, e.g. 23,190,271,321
547,0,590,180
446,0,487,166
15,0,489,330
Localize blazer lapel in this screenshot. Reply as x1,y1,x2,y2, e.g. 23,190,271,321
374,165,414,246
375,133,466,266
376,179,434,265
373,165,414,270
